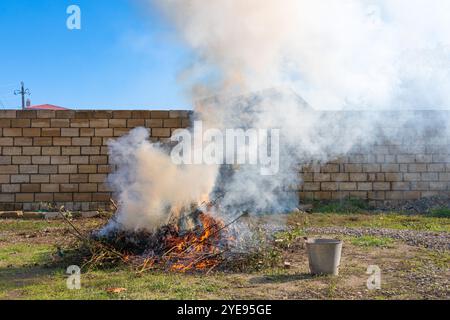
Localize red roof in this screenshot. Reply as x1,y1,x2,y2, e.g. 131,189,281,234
25,104,70,111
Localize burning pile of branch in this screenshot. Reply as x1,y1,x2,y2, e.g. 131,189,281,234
162,212,228,272
61,202,245,274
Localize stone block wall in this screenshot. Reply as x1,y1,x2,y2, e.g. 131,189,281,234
1,109,449,211
0,110,191,211
299,134,450,203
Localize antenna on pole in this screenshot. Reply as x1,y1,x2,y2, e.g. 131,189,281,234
14,82,31,110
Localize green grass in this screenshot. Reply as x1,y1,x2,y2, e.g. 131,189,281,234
312,198,370,214
402,249,450,274
289,211,450,232
350,236,394,248
0,218,103,233
0,242,227,300
0,267,227,300
417,250,450,269
303,199,450,232
346,214,450,232
0,220,64,233
0,243,54,268
427,208,450,218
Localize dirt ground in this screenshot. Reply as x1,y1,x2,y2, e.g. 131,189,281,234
0,212,449,300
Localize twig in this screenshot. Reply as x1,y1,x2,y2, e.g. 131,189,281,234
160,212,246,271
58,206,126,267
176,248,230,273
178,212,246,256
136,257,157,274
110,198,118,211
58,207,87,242
205,248,231,275
206,263,218,275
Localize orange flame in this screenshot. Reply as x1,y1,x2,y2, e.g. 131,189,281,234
164,212,225,272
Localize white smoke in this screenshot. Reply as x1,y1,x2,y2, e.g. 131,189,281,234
104,128,217,232
154,0,450,109
104,0,450,231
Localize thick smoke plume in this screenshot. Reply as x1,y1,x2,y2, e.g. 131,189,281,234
155,0,450,109
105,0,450,232
104,128,217,232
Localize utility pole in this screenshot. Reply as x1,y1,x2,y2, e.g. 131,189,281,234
14,82,30,110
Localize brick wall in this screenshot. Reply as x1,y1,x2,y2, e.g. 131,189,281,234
0,110,191,211
299,124,450,204
1,109,449,211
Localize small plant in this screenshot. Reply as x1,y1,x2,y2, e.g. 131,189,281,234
97,208,114,219
60,206,73,220
274,228,305,249
227,225,283,272
38,202,57,213
326,277,339,299
351,236,394,248
427,208,450,218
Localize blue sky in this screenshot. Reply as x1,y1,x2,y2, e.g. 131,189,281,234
0,0,191,110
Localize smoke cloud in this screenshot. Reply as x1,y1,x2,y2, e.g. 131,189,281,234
155,0,450,109
105,0,450,232
104,128,217,232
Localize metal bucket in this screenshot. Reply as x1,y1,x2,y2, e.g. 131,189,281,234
306,238,343,276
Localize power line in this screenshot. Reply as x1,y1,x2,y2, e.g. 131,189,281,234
14,81,30,110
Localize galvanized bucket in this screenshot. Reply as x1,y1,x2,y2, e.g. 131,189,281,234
305,238,343,276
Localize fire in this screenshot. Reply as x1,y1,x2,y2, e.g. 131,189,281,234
93,199,237,274
164,212,226,272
